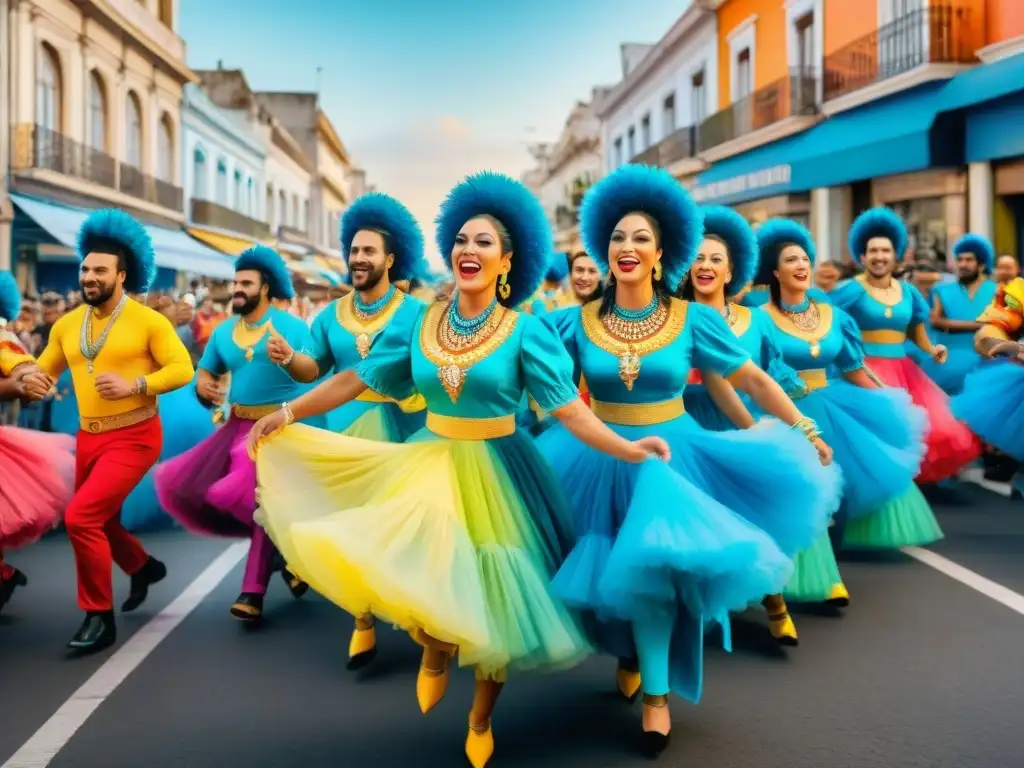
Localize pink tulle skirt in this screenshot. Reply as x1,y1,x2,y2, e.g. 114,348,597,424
0,427,75,550
866,356,981,484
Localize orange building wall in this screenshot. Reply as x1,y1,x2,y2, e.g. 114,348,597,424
823,0,877,55
716,0,789,109
984,0,1024,44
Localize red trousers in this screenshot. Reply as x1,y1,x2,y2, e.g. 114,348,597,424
67,417,162,612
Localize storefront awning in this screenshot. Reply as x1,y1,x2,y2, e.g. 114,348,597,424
10,194,235,280
186,226,264,257
940,51,1024,113
692,82,951,206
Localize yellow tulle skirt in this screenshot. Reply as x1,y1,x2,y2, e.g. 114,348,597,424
255,423,590,678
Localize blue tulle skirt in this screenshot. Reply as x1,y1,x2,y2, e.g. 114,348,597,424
794,381,926,519
919,344,980,396
122,387,216,531
536,413,840,700
682,385,736,432
952,360,1024,460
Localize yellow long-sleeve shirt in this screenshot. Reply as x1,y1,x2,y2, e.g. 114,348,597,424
37,298,194,418
0,331,35,376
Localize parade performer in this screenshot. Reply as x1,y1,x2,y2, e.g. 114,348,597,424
155,245,321,623
302,192,429,667
831,208,979,484
679,205,816,645
923,234,997,395
952,276,1024,463
536,166,839,755
568,250,603,304
34,209,194,653
0,273,74,615
524,253,571,315
247,171,672,768
754,218,936,578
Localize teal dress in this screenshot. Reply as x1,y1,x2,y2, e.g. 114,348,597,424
308,289,426,439
684,303,806,430
254,299,591,679
537,298,839,700
922,279,997,395
761,300,938,580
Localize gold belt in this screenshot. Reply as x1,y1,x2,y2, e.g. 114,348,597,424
590,398,684,426
426,412,515,440
80,405,157,434
861,329,907,344
798,369,828,391
231,403,280,421
356,389,426,413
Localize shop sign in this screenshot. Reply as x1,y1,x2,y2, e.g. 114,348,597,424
692,164,792,203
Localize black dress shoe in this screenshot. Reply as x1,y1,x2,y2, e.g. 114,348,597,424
281,567,309,598
0,568,27,613
122,557,167,612
68,612,116,653
230,592,264,622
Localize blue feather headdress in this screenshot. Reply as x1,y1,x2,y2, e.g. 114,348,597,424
545,253,570,284
700,205,758,296
0,272,21,324
235,245,295,300
340,192,427,283
848,207,908,264
580,164,703,292
754,218,817,287
435,171,552,307
76,209,157,293
953,233,995,272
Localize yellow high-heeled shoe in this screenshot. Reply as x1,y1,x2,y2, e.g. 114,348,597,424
465,719,494,768
347,624,377,670
826,582,850,608
764,595,799,646
616,665,642,701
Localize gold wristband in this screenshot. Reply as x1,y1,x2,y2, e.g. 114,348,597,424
282,402,295,425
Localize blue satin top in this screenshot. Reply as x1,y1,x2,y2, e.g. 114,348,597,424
760,301,866,377
830,276,930,359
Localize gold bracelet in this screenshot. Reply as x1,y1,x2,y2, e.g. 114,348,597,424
792,417,820,442
282,402,295,425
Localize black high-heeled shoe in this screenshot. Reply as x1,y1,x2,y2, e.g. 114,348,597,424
641,693,671,759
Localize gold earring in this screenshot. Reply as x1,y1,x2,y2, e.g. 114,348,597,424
498,271,511,300
653,262,663,281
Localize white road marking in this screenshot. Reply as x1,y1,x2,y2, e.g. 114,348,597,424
2,542,247,768
903,546,1024,617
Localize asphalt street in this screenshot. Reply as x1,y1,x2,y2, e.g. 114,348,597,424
1,482,1022,768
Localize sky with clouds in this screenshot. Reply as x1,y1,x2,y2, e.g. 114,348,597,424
180,0,690,262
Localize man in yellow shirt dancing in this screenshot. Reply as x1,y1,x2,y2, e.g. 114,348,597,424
34,209,194,654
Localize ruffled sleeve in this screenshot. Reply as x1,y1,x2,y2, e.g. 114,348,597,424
753,309,807,397
520,313,579,413
907,283,931,327
308,308,336,374
688,302,751,377
827,279,861,311
354,297,424,401
832,307,866,373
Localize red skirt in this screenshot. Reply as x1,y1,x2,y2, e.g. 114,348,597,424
866,356,980,483
0,427,75,550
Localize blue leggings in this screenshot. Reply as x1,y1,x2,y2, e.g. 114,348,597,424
632,609,675,696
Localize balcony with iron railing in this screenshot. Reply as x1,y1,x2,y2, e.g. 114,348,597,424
631,125,699,168
11,123,184,212
823,4,976,103
699,69,819,151
191,199,271,240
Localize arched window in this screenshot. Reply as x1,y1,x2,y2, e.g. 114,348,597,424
302,199,310,234
266,184,274,226
279,189,288,226
125,91,143,167
216,160,228,204
292,194,299,231
35,43,62,132
233,170,243,212
247,178,255,218
192,147,207,200
157,113,174,181
88,70,106,150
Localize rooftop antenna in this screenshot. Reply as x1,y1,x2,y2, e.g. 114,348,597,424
315,66,323,97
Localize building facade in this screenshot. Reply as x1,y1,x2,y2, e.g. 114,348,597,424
4,0,232,292
181,82,270,255
599,4,718,186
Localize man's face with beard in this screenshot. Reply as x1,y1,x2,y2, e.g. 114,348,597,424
348,230,394,292
80,252,124,307
232,269,267,316
863,236,897,279
955,251,981,284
